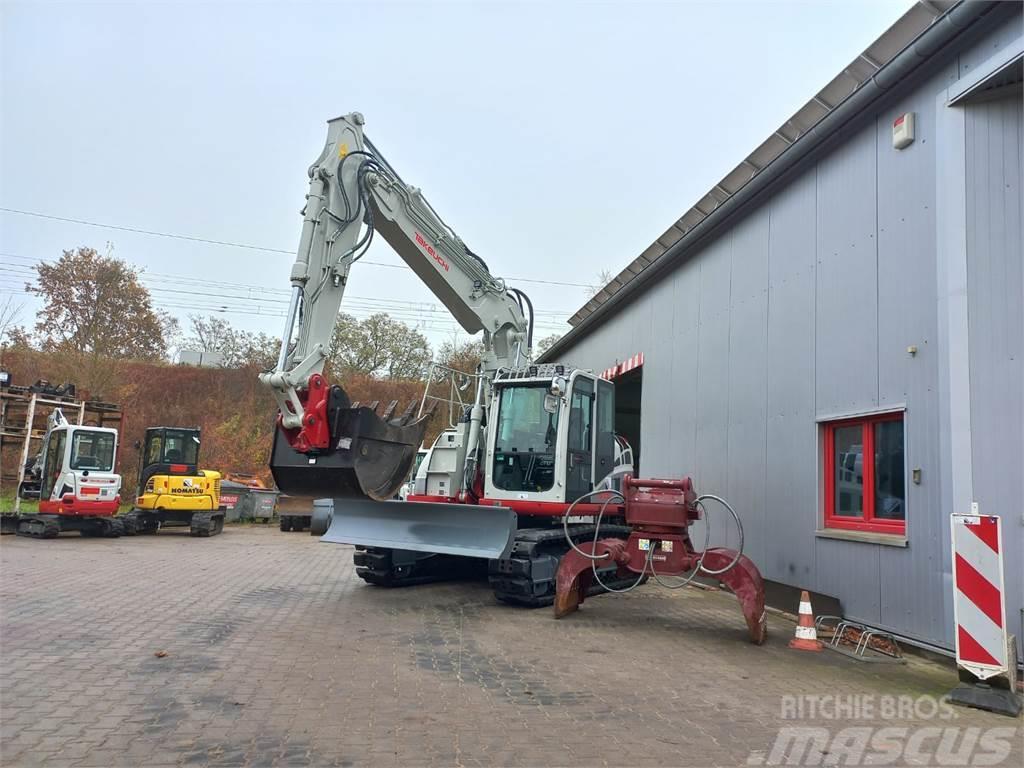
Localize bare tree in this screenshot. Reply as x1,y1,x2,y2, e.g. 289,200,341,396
585,269,614,299
0,296,23,346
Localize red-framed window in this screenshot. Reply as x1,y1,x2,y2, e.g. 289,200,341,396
823,411,906,535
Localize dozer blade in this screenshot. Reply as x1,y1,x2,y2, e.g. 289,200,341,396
319,498,516,559
271,391,430,502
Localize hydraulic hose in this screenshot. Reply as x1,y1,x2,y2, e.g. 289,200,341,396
560,487,747,595
562,489,621,561
692,493,745,575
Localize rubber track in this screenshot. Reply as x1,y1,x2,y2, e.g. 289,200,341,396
122,512,160,535
190,512,225,537
120,515,138,536
279,515,310,533
353,547,481,587
16,517,60,539
489,524,637,607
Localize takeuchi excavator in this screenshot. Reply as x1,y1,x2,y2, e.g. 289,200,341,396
259,113,768,641
15,409,124,538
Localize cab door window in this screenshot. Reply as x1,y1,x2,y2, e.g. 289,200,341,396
565,378,594,502
41,430,66,499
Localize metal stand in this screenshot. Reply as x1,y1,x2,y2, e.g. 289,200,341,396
814,615,905,664
949,635,1023,718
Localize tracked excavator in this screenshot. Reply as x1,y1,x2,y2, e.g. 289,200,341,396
15,409,124,538
260,113,767,641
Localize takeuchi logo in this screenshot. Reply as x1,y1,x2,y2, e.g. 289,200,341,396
415,232,449,272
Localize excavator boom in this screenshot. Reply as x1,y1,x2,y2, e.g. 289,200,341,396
260,113,531,505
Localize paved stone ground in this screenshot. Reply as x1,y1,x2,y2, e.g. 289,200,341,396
1,526,1020,767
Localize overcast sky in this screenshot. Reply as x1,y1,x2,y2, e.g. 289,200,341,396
1,0,912,353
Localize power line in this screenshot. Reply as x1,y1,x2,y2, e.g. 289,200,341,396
1,252,575,319
0,208,595,288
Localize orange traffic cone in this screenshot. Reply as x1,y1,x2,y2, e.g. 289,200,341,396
789,590,823,652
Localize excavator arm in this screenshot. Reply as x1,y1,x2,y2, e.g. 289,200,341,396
260,113,531,502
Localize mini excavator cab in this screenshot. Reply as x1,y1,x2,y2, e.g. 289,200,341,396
138,427,201,485
134,427,221,511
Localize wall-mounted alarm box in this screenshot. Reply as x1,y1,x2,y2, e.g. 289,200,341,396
893,112,915,149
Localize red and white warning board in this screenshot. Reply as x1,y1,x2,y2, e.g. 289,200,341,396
600,352,643,381
950,510,1008,680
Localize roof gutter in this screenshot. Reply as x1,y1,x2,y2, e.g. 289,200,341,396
540,0,999,363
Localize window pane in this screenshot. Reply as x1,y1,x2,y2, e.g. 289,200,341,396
834,425,864,517
874,420,905,520
491,385,557,492
163,430,199,465
70,431,115,472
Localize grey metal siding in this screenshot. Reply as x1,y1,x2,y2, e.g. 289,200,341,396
965,94,1023,657
551,13,1022,653
874,68,950,649
765,172,818,586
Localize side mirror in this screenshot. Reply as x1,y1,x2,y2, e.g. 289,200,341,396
550,376,567,398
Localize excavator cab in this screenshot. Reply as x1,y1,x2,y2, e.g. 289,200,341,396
133,427,221,512
484,365,618,505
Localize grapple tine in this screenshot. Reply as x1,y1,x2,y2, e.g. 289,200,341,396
381,400,399,420
700,549,768,644
421,398,438,417
367,400,380,413
350,400,361,408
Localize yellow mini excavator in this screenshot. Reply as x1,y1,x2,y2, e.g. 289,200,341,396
121,426,225,536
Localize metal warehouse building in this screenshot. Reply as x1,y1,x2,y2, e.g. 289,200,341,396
543,0,1022,662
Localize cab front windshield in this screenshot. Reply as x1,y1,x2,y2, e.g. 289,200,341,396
492,385,558,492
147,430,200,466
69,430,116,472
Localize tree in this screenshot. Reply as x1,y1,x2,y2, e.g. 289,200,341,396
585,269,614,299
236,332,280,371
436,338,484,374
26,248,177,393
327,312,432,380
30,248,176,360
186,315,238,358
0,297,23,347
535,333,561,357
185,314,281,370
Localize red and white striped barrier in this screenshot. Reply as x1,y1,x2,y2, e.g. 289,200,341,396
600,352,644,381
951,510,1008,680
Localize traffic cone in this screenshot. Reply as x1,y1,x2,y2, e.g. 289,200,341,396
789,590,823,651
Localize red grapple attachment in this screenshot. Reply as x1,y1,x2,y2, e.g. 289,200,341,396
553,475,768,645
271,374,433,502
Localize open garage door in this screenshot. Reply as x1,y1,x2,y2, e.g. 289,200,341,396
614,367,642,475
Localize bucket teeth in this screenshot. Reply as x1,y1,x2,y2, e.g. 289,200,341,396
381,400,399,420
396,400,419,426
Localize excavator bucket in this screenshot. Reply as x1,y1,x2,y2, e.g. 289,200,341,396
270,389,431,503
318,498,516,559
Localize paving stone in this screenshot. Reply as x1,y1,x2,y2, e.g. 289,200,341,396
2,527,1021,767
